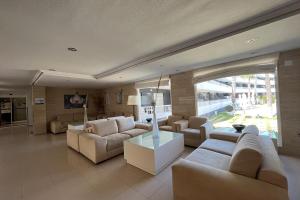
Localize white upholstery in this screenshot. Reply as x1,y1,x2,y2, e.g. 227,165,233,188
121,128,148,137
92,120,119,137
200,139,236,156
229,134,262,178
186,148,231,171
103,133,130,151
116,117,135,132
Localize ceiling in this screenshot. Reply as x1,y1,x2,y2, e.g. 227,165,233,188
0,0,299,89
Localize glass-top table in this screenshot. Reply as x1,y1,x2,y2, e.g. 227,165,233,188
124,131,184,175
126,131,183,150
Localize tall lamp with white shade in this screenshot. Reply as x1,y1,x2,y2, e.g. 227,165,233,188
127,95,138,121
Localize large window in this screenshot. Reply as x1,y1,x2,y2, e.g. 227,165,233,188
138,88,172,122
196,73,278,138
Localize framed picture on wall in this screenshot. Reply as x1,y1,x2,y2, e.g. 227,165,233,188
116,89,123,104
64,93,87,109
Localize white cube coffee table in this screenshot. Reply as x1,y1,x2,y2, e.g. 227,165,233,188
124,131,184,175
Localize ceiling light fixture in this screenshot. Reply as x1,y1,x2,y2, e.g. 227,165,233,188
67,47,78,52
246,38,256,44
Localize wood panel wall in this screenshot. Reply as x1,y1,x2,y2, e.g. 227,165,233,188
170,71,196,118
46,87,103,129
32,86,47,134
277,49,300,156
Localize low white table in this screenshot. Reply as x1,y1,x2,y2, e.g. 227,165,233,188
124,131,184,175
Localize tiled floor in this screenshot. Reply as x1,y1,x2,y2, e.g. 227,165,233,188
0,126,299,200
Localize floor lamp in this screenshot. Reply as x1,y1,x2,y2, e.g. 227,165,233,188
127,95,138,121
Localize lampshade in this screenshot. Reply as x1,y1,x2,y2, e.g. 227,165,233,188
127,95,138,105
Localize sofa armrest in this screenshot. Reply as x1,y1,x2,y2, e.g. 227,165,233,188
78,133,108,163
172,159,288,200
174,120,189,132
135,122,152,131
199,121,214,139
158,119,167,126
209,132,240,143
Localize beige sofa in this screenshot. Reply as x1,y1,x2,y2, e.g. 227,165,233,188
175,116,212,147
158,115,183,132
50,113,84,134
172,132,288,200
68,117,151,163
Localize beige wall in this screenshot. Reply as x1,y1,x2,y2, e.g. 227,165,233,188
277,49,300,156
170,71,196,118
32,86,47,134
103,83,137,117
46,87,104,128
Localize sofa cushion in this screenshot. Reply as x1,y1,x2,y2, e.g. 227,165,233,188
188,116,207,129
229,134,262,178
121,128,148,137
186,148,231,171
209,132,240,143
92,120,119,137
257,136,288,189
167,115,182,126
159,125,173,132
103,133,130,151
200,139,236,156
116,117,135,132
57,114,73,122
107,116,126,120
86,119,107,132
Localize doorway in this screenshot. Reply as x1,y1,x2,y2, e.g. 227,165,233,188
0,97,27,127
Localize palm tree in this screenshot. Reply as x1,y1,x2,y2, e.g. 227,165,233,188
231,76,236,106
242,75,253,105
254,74,258,104
265,74,272,107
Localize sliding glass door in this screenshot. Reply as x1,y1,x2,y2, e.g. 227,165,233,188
0,97,27,127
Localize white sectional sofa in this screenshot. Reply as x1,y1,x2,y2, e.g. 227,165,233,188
67,116,151,163
172,130,288,200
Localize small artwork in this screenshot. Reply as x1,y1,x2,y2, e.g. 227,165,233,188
116,89,123,104
34,97,45,105
64,93,87,109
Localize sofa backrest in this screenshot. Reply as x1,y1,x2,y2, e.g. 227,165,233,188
257,136,288,189
188,116,207,129
107,116,126,120
229,134,262,178
116,117,135,132
167,115,182,126
91,119,119,137
237,125,259,143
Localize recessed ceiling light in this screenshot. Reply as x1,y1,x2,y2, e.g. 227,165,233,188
246,38,256,44
67,47,78,52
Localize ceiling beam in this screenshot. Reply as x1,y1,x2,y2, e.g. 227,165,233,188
95,1,300,79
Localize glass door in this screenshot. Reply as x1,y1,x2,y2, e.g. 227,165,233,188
0,98,12,127
12,97,27,125
0,97,27,127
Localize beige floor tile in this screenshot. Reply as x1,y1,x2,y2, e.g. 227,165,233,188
0,126,300,200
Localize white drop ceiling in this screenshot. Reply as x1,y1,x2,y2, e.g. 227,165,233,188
0,0,299,89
